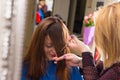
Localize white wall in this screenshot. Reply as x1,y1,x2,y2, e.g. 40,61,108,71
53,0,70,24
104,0,120,5
0,0,6,76
85,0,120,16
46,0,54,11
85,0,97,16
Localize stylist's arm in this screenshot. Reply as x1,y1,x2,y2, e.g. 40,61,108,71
53,35,92,68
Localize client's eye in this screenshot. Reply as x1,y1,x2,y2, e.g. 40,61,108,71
46,44,53,48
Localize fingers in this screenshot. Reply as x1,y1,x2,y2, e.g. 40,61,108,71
70,35,80,42
68,35,91,53
63,54,74,60
66,61,79,67
67,35,80,47
52,53,83,67
52,55,65,64
52,54,72,64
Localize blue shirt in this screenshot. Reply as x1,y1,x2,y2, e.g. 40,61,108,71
38,9,44,20
21,61,83,80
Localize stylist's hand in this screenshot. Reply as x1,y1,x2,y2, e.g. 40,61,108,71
53,53,82,67
68,35,91,56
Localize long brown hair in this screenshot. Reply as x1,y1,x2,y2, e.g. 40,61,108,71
23,17,70,80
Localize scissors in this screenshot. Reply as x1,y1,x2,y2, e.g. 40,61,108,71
60,35,74,52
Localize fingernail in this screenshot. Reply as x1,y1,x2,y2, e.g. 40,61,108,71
63,55,66,59
70,35,74,39
54,61,57,64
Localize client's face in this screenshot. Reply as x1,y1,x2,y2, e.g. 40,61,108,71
44,35,57,60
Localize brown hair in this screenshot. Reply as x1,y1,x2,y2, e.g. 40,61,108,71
95,2,120,69
23,17,70,80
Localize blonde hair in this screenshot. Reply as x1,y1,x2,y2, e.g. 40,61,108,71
95,2,120,69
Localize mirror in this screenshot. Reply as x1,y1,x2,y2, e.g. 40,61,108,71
35,0,54,25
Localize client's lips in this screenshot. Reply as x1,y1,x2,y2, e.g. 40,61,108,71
51,54,56,57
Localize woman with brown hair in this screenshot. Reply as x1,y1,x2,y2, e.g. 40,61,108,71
53,2,120,80
21,16,82,80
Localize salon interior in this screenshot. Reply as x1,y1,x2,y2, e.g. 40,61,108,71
0,0,119,80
